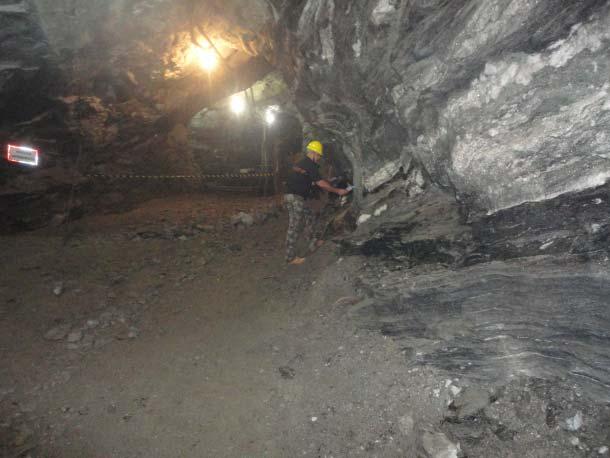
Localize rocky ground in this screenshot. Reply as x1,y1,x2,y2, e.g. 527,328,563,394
1,193,609,457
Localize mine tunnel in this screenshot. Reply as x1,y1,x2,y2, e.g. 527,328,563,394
1,1,610,457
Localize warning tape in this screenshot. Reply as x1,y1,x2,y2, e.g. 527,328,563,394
86,172,276,180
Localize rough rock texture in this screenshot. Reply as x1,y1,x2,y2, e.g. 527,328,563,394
274,0,610,212
341,182,610,402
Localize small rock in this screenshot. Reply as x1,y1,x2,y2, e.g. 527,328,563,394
311,416,318,422
398,415,415,437
570,437,580,446
278,366,296,379
332,296,363,307
66,329,83,343
449,385,462,397
374,204,388,217
357,214,372,225
451,387,492,419
53,282,64,296
44,324,72,341
86,319,100,329
127,327,139,339
421,430,460,458
231,212,254,228
565,411,584,431
598,446,609,455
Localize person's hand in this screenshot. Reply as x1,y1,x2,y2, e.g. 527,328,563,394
338,188,351,196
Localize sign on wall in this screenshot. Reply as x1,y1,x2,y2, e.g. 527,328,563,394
6,145,39,166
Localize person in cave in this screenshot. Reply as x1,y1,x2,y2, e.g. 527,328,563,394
284,140,351,265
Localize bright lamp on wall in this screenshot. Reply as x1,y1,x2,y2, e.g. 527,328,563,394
230,93,246,115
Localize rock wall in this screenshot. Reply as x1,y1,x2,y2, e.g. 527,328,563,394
274,0,610,212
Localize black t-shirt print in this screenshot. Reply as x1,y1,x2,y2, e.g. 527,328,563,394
286,156,322,199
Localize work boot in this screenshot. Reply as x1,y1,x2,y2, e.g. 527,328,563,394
288,257,306,265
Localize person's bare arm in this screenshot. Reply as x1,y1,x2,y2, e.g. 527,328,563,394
316,179,351,196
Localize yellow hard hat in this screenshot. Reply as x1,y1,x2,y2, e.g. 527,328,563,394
306,140,323,156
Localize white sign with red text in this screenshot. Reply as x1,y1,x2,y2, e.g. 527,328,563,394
6,145,39,166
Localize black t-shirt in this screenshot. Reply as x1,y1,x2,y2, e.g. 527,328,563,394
286,156,322,198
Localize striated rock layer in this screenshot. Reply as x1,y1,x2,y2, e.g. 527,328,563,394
341,183,610,401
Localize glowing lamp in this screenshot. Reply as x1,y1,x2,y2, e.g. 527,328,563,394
265,108,276,126
6,144,39,166
194,47,218,71
230,93,246,115
265,106,279,126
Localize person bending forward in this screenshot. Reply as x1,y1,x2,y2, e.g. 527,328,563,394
284,141,351,265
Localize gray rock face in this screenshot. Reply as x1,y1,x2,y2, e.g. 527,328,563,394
274,0,610,212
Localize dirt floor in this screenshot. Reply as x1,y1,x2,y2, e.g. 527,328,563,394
1,194,608,457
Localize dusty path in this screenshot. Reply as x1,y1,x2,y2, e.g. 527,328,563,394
1,195,430,457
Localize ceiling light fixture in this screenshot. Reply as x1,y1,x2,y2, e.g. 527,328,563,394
264,106,279,126
230,93,246,115
193,47,218,72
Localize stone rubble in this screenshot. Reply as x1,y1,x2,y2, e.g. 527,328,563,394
565,411,584,432
43,324,72,341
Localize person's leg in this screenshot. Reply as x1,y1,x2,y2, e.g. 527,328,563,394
284,195,304,263
303,204,322,252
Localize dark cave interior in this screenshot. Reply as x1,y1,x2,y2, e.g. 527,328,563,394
2,1,610,457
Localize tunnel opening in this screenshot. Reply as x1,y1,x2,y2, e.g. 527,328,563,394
187,71,305,195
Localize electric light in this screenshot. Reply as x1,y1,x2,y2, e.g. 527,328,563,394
265,108,276,125
264,105,279,126
230,93,246,115
194,47,218,71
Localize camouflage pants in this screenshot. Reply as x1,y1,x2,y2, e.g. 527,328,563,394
284,194,317,262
